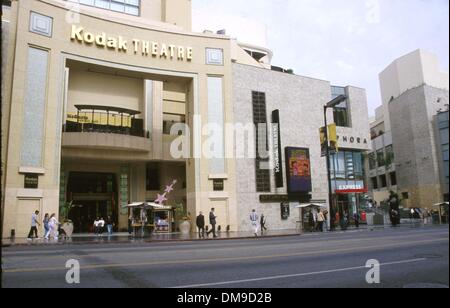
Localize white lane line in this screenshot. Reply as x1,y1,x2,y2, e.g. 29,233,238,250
171,258,427,288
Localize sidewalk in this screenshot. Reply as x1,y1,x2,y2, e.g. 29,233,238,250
1,223,444,247
1,229,301,247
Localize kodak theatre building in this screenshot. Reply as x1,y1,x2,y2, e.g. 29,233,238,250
1,0,371,237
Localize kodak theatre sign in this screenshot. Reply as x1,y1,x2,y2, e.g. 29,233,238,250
71,25,193,61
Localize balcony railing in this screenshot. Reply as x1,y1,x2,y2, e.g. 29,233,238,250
63,105,150,139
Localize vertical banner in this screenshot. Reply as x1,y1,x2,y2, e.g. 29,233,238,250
285,147,312,193
272,110,284,188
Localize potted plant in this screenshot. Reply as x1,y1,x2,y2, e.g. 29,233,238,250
60,201,76,238
175,204,191,235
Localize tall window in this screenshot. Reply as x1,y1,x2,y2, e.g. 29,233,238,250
390,172,397,186
379,174,387,188
377,149,385,167
331,86,350,127
252,91,271,192
371,177,378,190
368,152,376,170
385,145,394,166
67,0,140,16
329,151,364,181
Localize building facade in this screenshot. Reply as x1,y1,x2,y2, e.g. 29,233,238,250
1,0,371,238
233,62,370,231
367,50,449,209
435,110,449,202
1,0,241,238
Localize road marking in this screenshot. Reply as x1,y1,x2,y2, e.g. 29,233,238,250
2,238,446,274
171,258,427,288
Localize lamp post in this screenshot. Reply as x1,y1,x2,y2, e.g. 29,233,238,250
323,95,347,232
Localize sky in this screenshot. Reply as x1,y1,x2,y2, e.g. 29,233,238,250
192,0,449,116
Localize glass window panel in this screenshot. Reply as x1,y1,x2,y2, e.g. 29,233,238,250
377,149,385,167
124,5,139,15
80,0,95,5
110,2,125,12
95,0,110,9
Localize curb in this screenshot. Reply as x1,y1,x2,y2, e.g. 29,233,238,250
1,233,302,248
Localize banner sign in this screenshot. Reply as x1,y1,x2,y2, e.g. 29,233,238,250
272,110,284,188
285,147,312,194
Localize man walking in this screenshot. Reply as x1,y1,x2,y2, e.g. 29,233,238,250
196,211,205,239
27,210,41,240
206,208,217,238
250,209,259,237
317,210,325,232
260,213,267,234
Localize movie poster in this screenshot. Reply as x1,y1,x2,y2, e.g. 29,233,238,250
285,147,312,193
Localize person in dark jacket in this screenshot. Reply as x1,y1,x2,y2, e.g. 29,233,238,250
206,208,217,238
260,214,267,234
196,212,205,239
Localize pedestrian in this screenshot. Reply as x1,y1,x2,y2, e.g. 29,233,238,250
94,217,100,235
323,209,329,231
43,213,50,239
341,211,349,231
196,211,205,239
260,213,267,234
128,213,133,235
317,210,325,232
48,213,59,240
106,216,114,236
206,208,217,238
250,209,259,237
354,212,360,228
27,210,41,240
309,209,315,232
98,217,105,236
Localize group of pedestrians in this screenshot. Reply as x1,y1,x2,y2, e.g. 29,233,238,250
93,216,114,236
27,211,60,241
308,209,328,232
196,208,268,239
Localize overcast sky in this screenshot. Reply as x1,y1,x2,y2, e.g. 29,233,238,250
192,0,449,116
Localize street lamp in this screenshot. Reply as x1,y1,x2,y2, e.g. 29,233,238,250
324,94,347,232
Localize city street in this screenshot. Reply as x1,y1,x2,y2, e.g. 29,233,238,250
2,226,448,288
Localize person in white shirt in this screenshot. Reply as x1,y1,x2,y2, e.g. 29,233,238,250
93,218,100,235
27,210,41,240
317,210,325,232
250,209,259,237
98,218,105,236
47,213,59,240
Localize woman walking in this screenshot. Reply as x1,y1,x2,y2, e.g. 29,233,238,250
48,213,59,240
43,213,50,239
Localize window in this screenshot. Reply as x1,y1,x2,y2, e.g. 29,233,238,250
163,114,185,135
67,0,140,16
371,177,378,190
385,145,394,166
146,167,160,191
369,152,376,170
379,174,387,188
402,192,409,200
390,172,397,186
330,150,364,181
331,86,350,127
377,149,385,167
353,152,363,180
252,91,270,192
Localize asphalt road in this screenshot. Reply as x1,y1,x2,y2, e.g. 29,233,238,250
2,226,449,288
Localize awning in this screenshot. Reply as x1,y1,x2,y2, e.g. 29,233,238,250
295,203,327,209
127,202,172,210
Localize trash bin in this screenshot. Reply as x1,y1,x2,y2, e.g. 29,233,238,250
366,213,375,230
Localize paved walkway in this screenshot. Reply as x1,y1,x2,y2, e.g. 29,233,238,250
1,222,443,247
